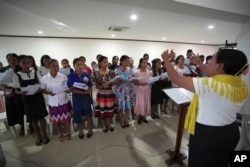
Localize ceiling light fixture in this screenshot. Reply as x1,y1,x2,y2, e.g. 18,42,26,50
38,30,43,34
111,34,116,38
208,25,214,29
162,37,166,40
201,40,205,43
130,14,138,21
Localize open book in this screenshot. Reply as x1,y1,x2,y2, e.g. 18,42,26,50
162,88,194,104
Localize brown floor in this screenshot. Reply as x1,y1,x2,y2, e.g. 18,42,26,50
0,112,190,167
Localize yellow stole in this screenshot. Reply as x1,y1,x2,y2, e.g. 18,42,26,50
184,74,248,135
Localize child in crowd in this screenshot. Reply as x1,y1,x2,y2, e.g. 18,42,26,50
59,58,74,76
67,58,93,139
41,59,72,141
134,58,151,124
39,55,51,76
115,55,135,128
93,56,118,132
151,58,165,119
13,55,49,146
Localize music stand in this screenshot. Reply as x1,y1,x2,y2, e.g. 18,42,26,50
162,88,193,166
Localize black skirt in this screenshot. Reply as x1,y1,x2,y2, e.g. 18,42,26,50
22,93,48,122
151,80,165,105
5,93,25,126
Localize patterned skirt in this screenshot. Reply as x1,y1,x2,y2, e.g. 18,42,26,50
95,89,117,118
49,101,72,124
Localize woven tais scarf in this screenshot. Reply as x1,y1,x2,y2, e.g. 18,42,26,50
184,74,248,135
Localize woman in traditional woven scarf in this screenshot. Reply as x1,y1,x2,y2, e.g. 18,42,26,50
161,49,248,167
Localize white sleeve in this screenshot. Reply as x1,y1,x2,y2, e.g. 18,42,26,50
36,71,42,84
192,77,210,95
12,73,21,88
40,76,46,89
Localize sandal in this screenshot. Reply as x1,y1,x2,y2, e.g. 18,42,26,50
35,139,42,146
66,133,71,140
43,137,50,144
57,134,64,142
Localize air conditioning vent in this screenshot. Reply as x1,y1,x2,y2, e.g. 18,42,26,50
108,26,129,32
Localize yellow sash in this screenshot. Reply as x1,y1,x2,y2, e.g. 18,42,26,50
184,74,248,135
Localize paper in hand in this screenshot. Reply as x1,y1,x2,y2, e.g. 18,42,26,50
146,76,160,84
21,84,40,95
160,72,168,80
48,86,68,94
110,76,120,82
0,68,14,84
73,82,88,90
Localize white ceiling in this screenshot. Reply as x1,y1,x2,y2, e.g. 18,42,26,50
0,0,250,45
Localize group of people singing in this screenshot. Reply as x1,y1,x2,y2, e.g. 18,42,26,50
0,48,249,167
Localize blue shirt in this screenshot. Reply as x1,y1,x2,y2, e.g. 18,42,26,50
67,71,92,89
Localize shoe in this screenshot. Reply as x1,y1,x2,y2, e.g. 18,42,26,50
78,134,84,139
57,134,64,142
155,115,160,119
102,128,108,133
137,119,142,124
66,133,71,140
142,119,148,123
35,139,42,146
121,125,126,128
43,137,50,144
107,127,114,132
151,116,156,119
87,133,92,138
125,124,130,128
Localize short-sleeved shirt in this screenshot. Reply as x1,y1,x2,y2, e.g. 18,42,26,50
67,71,92,89
41,72,69,106
13,70,42,88
193,77,245,126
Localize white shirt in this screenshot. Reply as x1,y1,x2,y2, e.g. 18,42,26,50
193,77,245,126
41,72,69,107
240,71,250,115
13,70,42,88
172,65,190,87
39,66,50,76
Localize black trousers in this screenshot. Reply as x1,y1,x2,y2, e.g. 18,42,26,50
188,122,240,167
5,94,25,126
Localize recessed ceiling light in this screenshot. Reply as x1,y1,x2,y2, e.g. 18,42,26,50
208,25,214,29
201,40,205,43
38,30,43,34
130,14,138,21
111,34,116,38
162,37,166,40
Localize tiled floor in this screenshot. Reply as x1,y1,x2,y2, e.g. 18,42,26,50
0,113,189,167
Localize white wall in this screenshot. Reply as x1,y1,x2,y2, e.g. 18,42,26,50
0,37,217,67
238,22,250,62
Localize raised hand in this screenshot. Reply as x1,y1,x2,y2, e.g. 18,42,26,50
161,49,174,61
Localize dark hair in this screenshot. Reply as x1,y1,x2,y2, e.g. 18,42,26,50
27,55,38,71
73,58,83,66
18,54,29,63
175,55,184,64
151,58,162,76
61,59,69,64
6,53,18,59
79,56,86,62
119,55,129,66
199,55,205,58
40,55,51,66
143,53,149,58
138,58,145,69
206,55,212,62
216,49,247,76
112,56,119,62
48,59,58,66
98,56,108,63
187,49,193,53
